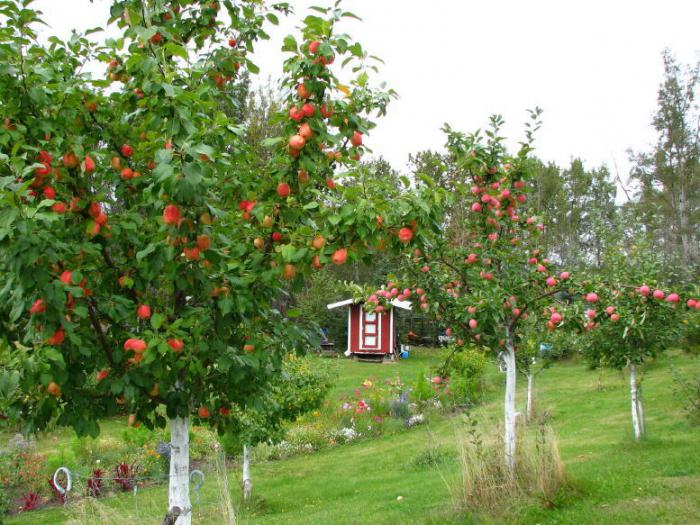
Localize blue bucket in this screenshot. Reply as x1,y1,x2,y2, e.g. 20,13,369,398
400,350,409,359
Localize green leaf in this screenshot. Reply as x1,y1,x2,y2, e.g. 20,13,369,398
282,35,297,52
155,148,173,164
151,313,165,330
261,137,283,147
286,308,301,318
136,244,156,261
280,244,296,262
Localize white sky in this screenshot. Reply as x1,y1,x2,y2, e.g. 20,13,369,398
32,0,700,199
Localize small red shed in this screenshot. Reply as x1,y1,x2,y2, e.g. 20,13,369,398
327,298,411,359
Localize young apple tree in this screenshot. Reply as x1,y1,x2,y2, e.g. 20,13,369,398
0,1,438,521
579,246,699,441
393,112,584,472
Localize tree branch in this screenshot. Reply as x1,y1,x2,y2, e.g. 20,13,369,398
87,298,114,366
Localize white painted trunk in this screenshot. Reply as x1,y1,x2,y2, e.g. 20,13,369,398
242,444,252,500
629,364,642,442
503,335,517,472
526,373,534,421
169,416,191,525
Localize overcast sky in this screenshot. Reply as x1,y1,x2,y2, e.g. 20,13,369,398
33,0,700,199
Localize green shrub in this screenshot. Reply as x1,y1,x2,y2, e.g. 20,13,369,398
439,346,488,407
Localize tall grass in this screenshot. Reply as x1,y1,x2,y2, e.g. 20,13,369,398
453,413,567,518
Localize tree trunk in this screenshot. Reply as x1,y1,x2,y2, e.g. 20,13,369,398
169,417,191,525
504,331,517,472
678,180,692,267
629,363,642,442
242,444,252,500
526,373,534,421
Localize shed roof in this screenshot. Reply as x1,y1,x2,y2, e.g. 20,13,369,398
326,298,412,311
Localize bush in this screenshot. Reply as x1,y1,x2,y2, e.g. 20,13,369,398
440,346,488,406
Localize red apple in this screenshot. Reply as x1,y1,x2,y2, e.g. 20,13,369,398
163,204,181,225
167,339,184,353
192,236,209,252
351,131,363,147
332,248,347,265
299,122,313,139
277,182,291,198
288,134,306,150
121,144,133,157
83,155,96,173
137,304,151,320
48,328,65,345
398,227,413,243
30,299,46,314
665,293,680,303
652,289,665,300
301,103,315,117
585,292,599,303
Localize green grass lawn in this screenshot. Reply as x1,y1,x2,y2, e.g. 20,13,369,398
4,348,700,524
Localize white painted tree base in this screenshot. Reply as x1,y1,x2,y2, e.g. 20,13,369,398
629,363,643,442
169,416,191,525
242,444,252,500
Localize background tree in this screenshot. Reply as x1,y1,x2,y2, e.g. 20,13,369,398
627,51,700,278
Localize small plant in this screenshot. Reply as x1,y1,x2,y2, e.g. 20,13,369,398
48,476,66,503
410,446,452,469
114,462,140,492
87,468,104,498
20,491,40,512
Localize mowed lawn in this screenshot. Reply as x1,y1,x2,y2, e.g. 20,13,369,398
4,348,700,524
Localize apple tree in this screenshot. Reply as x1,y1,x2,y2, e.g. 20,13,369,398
0,0,439,521
578,245,699,441
391,112,587,471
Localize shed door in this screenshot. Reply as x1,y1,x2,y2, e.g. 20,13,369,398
360,311,381,350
